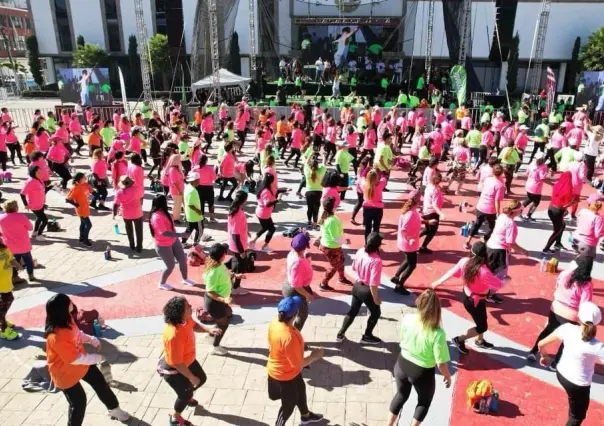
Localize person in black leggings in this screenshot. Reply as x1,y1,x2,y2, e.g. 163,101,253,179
419,172,445,254
159,296,221,426
391,190,422,295
303,157,325,227
542,171,578,254
351,157,371,225
250,174,279,252
20,165,48,239
387,289,451,426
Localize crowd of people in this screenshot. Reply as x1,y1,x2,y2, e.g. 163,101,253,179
0,97,602,426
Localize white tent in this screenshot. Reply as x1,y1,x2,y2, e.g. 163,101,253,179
191,68,251,91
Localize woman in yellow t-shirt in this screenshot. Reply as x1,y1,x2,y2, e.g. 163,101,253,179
267,296,324,425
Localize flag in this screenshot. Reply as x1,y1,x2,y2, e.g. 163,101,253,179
450,65,467,106
545,66,556,114
118,67,129,116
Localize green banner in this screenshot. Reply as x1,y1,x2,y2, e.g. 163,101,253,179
450,65,467,106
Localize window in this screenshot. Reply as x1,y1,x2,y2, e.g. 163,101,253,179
54,0,73,51
104,0,121,52
155,0,168,35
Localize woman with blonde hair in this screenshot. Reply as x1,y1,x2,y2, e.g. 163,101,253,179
387,289,451,426
571,193,604,259
163,153,185,222
362,168,387,242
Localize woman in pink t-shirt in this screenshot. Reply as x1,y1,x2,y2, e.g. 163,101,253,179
127,128,143,156
149,195,194,290
113,176,144,253
250,174,280,253
219,143,238,201
46,138,72,190
90,148,110,210
285,121,303,168
444,139,470,195
30,151,51,190
164,154,184,222
282,233,315,331
528,257,594,367
0,200,35,280
572,196,604,258
432,241,503,353
419,172,445,254
20,165,48,240
34,126,50,154
351,157,371,225
362,169,387,242
201,112,214,152
392,191,422,294
521,152,548,220
127,153,145,200
193,154,217,222
464,164,505,249
111,151,128,191
227,191,250,296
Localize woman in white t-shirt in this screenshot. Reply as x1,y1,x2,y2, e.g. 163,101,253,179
538,301,604,426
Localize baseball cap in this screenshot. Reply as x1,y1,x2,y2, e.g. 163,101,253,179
519,125,529,131
186,172,200,182
574,151,584,161
587,193,603,204
208,243,229,261
336,140,349,147
578,302,602,325
291,233,310,251
535,151,545,160
277,296,303,320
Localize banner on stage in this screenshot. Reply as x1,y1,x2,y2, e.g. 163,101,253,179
118,67,128,116
450,65,467,106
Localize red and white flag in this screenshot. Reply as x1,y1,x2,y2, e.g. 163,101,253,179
545,66,556,114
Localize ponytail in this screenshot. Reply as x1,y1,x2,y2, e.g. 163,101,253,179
582,322,597,342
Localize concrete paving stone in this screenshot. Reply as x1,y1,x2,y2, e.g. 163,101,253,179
0,409,31,425
35,392,69,413
148,392,176,410
0,392,15,410
23,409,64,425
211,389,247,406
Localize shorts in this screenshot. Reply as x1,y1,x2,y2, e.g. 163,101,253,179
462,296,488,334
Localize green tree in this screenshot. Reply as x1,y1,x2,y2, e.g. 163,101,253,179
76,35,85,48
148,34,171,90
507,33,520,93
73,43,108,67
580,28,604,70
228,32,241,75
25,35,44,86
0,61,26,73
565,37,582,92
127,35,141,92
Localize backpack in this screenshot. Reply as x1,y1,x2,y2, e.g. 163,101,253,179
187,245,207,267
283,226,305,238
151,179,163,193
247,251,257,272
467,379,494,413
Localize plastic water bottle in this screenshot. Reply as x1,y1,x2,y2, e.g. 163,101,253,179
104,244,112,261
99,361,113,383
113,224,119,235
92,319,102,337
540,257,547,272
489,391,499,412
459,201,469,213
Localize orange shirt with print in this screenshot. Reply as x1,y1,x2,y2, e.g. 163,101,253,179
24,141,35,157
266,318,304,381
46,324,89,389
276,121,287,138
163,317,196,367
194,111,202,126
67,183,93,217
88,133,102,148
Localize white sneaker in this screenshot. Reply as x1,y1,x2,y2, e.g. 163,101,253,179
35,235,47,242
249,240,257,250
108,407,130,422
158,283,174,291
182,279,197,287
261,245,272,253
231,287,249,296
201,234,211,242
212,346,228,356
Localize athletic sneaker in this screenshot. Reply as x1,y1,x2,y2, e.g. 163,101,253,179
320,283,334,291
107,407,130,422
300,412,324,425
35,234,47,242
169,414,192,426
526,352,537,362
212,346,228,356
361,335,382,345
542,248,556,255
231,287,249,296
554,244,567,251
390,277,400,285
548,364,557,372
0,327,19,341
453,336,469,354
158,283,175,291
261,245,272,253
336,333,345,343
486,293,504,304
418,247,433,254
249,241,257,250
182,279,197,287
339,277,352,285
475,339,495,349
187,398,199,407
393,286,411,295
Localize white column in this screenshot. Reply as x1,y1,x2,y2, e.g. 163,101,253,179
499,61,508,91
558,63,567,92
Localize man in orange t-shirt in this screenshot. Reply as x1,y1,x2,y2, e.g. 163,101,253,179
159,296,222,426
266,296,325,425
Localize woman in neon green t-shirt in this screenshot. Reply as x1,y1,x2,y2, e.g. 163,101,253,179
318,196,351,291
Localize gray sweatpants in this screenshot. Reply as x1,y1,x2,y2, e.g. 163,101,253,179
156,240,188,284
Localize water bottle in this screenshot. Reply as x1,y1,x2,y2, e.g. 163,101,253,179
459,201,469,213
104,244,112,261
92,319,102,337
113,223,119,235
478,397,490,414
540,257,547,272
99,361,113,383
489,391,499,412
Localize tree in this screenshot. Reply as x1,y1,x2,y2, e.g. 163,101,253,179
77,35,85,48
73,43,108,67
580,28,604,71
0,61,26,73
565,37,582,92
127,35,141,93
228,32,241,75
506,33,520,93
148,34,171,90
25,35,44,86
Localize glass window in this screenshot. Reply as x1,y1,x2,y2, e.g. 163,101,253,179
54,0,73,51
104,0,118,20
107,21,121,52
155,0,167,35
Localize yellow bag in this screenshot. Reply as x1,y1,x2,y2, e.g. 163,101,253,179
466,379,493,408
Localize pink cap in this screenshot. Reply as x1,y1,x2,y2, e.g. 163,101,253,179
587,193,603,204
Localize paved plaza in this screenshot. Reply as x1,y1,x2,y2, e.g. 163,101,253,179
0,99,602,425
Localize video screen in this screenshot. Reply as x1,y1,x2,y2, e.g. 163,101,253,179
576,71,604,106
57,68,113,105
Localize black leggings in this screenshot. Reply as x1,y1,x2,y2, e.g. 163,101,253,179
62,365,119,426
546,147,560,172
197,185,215,216
469,210,496,241
544,206,566,250
528,142,546,164
32,207,48,235
162,359,207,413
585,154,596,181
338,281,381,337
7,143,23,163
219,177,237,198
530,310,576,365
389,354,435,422
51,163,72,189
558,371,591,426
256,217,276,244
204,295,230,346
305,190,321,224
363,207,383,241
394,251,418,286
269,374,309,426
124,217,144,251
476,145,488,169
0,291,14,331
352,192,364,221
285,148,301,166
184,220,203,245
92,185,108,205
0,151,6,171
522,192,541,217
237,130,246,149
296,176,306,195
420,212,440,249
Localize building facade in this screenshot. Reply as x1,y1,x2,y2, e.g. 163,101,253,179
27,0,604,92
0,5,33,60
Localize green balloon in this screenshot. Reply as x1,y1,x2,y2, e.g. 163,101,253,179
101,84,111,94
